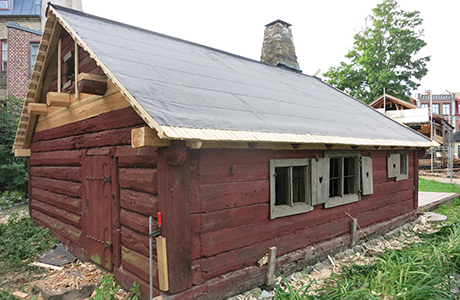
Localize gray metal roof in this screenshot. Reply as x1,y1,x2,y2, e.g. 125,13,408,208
0,0,41,16
6,21,41,34
51,5,433,146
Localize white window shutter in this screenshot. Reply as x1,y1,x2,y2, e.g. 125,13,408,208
361,156,373,195
387,153,400,179
311,157,329,205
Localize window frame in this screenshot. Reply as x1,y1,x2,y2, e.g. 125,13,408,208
269,158,312,219
443,103,451,115
324,151,361,209
29,42,39,76
1,40,7,72
0,0,9,10
432,103,439,114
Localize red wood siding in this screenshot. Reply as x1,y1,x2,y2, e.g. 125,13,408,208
190,149,417,285
28,106,161,298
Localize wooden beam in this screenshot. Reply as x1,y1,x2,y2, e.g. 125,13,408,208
58,38,61,93
74,42,79,100
265,247,277,286
46,92,71,107
77,73,107,83
186,140,202,149
156,237,169,291
131,127,171,148
28,103,48,115
14,149,31,157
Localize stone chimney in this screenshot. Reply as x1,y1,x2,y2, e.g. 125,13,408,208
260,20,301,72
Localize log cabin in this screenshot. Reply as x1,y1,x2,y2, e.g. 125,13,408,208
13,5,436,300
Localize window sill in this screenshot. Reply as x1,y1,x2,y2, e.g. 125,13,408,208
271,203,313,219
324,194,359,209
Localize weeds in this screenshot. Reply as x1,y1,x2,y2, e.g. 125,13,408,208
91,274,141,300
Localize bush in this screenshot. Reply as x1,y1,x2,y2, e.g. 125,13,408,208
0,95,28,193
0,190,27,208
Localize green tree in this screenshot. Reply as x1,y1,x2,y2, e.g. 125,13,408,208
0,95,28,192
323,0,430,104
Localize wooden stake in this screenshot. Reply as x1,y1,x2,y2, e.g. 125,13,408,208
58,38,61,93
350,218,358,246
74,41,79,100
265,246,277,286
156,237,169,291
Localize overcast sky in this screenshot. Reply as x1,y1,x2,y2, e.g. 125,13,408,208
82,0,459,97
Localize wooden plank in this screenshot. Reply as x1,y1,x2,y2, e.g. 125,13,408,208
28,103,48,115
131,127,171,148
29,262,63,271
78,78,107,95
31,177,81,198
198,162,268,185
58,38,61,93
361,156,374,195
116,146,158,168
31,209,81,245
119,168,157,194
31,187,81,215
265,247,277,286
33,106,143,142
77,72,107,82
120,188,158,216
156,237,169,291
35,91,131,133
14,149,31,157
75,42,79,100
47,92,70,107
157,141,192,292
11,291,30,299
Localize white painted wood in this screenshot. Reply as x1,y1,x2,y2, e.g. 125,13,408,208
361,156,374,195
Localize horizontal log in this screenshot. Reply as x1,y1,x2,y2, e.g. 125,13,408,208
121,225,152,257
120,188,158,216
31,200,81,228
77,72,107,83
131,127,171,148
31,177,81,198
115,146,158,168
30,166,81,182
198,162,268,185
193,180,268,213
192,203,269,235
121,245,157,285
14,149,31,157
46,92,70,107
113,265,159,300
120,209,151,235
29,150,82,166
119,168,157,194
31,187,81,215
28,103,48,115
32,209,81,245
78,78,107,95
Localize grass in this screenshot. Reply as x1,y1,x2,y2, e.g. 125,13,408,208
262,178,460,300
419,178,460,194
0,212,57,298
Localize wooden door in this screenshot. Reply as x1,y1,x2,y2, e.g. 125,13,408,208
84,155,113,271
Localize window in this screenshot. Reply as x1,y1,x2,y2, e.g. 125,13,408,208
387,151,409,181
0,0,9,10
30,42,39,75
443,103,450,115
270,152,374,218
432,104,439,114
1,40,6,71
270,159,312,219
421,104,429,108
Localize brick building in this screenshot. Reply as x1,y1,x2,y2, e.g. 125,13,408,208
417,93,459,132
0,0,81,101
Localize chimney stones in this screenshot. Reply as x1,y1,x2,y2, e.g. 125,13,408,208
260,20,301,72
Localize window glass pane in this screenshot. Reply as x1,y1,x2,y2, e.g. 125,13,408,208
0,0,8,9
400,153,407,175
329,157,341,197
292,166,306,203
343,157,356,194
443,103,450,115
432,104,439,114
275,167,289,205
30,42,39,74
421,104,428,108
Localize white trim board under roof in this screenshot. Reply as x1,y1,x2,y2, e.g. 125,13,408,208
14,4,436,152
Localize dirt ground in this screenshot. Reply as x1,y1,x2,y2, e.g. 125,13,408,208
0,203,29,224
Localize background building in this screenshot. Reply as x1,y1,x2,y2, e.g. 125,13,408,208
417,93,459,132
